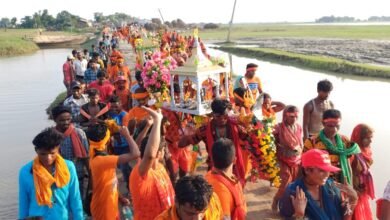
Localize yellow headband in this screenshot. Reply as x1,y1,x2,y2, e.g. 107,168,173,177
89,129,111,158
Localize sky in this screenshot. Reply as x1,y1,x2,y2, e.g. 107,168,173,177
1,0,390,23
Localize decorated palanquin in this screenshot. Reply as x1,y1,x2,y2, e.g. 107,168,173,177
169,38,230,115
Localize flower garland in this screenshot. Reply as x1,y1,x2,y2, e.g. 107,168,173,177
141,52,177,94
242,116,281,187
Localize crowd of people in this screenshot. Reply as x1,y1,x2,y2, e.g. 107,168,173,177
18,25,390,220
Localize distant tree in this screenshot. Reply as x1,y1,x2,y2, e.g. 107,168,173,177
171,20,177,28
94,12,104,23
203,23,219,29
164,21,172,28
41,9,55,28
56,10,74,30
20,16,35,28
0,17,10,28
176,19,186,28
151,18,162,26
33,12,42,28
144,22,158,31
11,17,17,27
316,15,356,23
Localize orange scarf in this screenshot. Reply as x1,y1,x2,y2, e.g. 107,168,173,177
89,129,111,159
262,105,275,118
32,154,70,207
61,124,87,158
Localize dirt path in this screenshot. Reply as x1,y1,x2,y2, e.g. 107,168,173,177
118,40,281,219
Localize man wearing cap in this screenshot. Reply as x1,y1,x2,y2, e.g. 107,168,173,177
113,76,131,111
88,70,115,103
63,81,89,127
63,55,75,96
304,109,360,184
279,149,358,219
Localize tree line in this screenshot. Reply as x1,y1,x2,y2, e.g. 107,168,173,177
316,15,390,23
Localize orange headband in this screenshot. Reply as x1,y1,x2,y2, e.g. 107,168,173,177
132,92,149,100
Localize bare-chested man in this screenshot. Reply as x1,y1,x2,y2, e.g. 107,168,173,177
303,79,334,140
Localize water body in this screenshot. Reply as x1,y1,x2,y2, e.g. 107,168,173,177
0,48,389,218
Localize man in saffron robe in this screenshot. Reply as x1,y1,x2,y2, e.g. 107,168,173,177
122,87,150,130
129,107,175,220
87,123,140,220
205,138,247,220
113,76,131,111
51,105,89,205
155,175,223,220
304,109,360,184
179,99,249,186
19,128,83,219
272,105,303,211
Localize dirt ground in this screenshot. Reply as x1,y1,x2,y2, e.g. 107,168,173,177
232,38,390,67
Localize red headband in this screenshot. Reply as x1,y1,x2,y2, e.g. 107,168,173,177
246,67,257,72
323,118,341,123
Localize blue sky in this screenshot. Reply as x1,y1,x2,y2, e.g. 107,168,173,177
1,0,390,23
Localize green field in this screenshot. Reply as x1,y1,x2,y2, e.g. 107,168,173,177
189,23,390,40
0,29,87,57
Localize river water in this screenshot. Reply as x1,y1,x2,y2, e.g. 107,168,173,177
0,48,389,218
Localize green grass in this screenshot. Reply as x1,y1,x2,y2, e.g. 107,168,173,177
186,23,390,41
46,91,67,117
0,28,91,57
218,46,390,79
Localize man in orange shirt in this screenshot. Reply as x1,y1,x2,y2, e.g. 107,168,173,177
122,87,150,130
155,175,223,220
113,76,131,111
87,123,140,220
129,107,176,220
240,63,263,99
205,138,247,220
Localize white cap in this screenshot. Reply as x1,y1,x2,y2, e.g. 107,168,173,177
67,55,75,60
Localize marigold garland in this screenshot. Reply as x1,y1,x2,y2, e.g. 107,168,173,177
242,115,281,187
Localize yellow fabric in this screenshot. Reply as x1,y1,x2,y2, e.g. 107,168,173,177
89,129,111,159
32,154,70,207
154,193,223,220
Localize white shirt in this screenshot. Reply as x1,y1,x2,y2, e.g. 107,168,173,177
73,59,88,77
384,180,390,201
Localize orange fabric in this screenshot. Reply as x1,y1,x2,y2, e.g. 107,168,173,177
88,129,111,159
205,171,246,219
155,193,223,220
80,104,110,120
114,88,131,111
111,50,123,59
130,162,174,220
32,154,70,207
110,66,131,84
132,92,149,100
61,124,87,158
123,106,149,127
90,155,119,220
262,105,275,118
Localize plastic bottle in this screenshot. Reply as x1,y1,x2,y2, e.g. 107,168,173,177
122,206,133,220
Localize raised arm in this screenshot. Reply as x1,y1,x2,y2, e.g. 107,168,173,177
138,107,163,177
271,101,286,113
117,126,141,165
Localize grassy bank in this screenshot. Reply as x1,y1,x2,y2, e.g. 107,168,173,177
0,29,40,57
46,91,67,117
190,23,390,41
217,46,390,78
